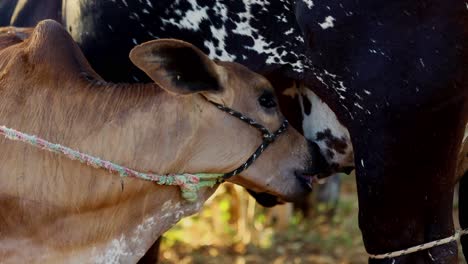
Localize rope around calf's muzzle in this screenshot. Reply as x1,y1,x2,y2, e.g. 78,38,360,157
368,228,468,259
209,101,289,180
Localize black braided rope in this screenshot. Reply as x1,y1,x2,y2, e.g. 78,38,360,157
209,101,289,180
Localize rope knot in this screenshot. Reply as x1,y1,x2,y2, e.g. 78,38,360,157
262,133,274,142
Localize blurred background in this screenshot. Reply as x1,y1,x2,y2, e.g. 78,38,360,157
159,174,466,264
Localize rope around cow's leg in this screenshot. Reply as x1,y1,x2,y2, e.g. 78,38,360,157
368,229,468,259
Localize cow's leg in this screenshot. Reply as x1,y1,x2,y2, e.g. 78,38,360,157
457,132,468,259
314,173,342,217
138,237,162,264
355,100,465,264
459,171,468,259
9,0,62,27
0,0,18,26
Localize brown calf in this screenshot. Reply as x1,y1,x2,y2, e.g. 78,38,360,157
0,20,315,263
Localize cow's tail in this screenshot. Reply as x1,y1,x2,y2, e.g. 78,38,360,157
459,170,468,259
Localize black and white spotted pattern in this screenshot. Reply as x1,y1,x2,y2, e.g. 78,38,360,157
63,0,308,83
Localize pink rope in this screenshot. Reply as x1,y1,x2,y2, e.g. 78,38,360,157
0,125,221,201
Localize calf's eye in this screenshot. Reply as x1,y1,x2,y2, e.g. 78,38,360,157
258,91,277,108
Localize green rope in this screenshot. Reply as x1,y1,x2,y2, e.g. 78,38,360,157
0,125,223,202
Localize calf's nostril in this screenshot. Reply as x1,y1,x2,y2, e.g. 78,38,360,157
295,170,313,190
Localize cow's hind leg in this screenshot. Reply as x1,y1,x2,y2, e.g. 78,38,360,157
459,171,468,259
138,236,162,264
354,99,466,264
0,0,18,26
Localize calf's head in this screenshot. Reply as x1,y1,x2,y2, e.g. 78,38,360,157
130,39,316,202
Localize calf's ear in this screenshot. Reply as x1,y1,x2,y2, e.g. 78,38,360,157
129,39,222,95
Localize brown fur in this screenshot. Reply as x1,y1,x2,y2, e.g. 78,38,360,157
0,20,313,263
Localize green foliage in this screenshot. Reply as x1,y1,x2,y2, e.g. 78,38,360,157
160,178,370,263
160,175,465,263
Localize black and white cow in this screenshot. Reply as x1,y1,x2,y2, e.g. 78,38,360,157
295,2,467,264
2,0,467,263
